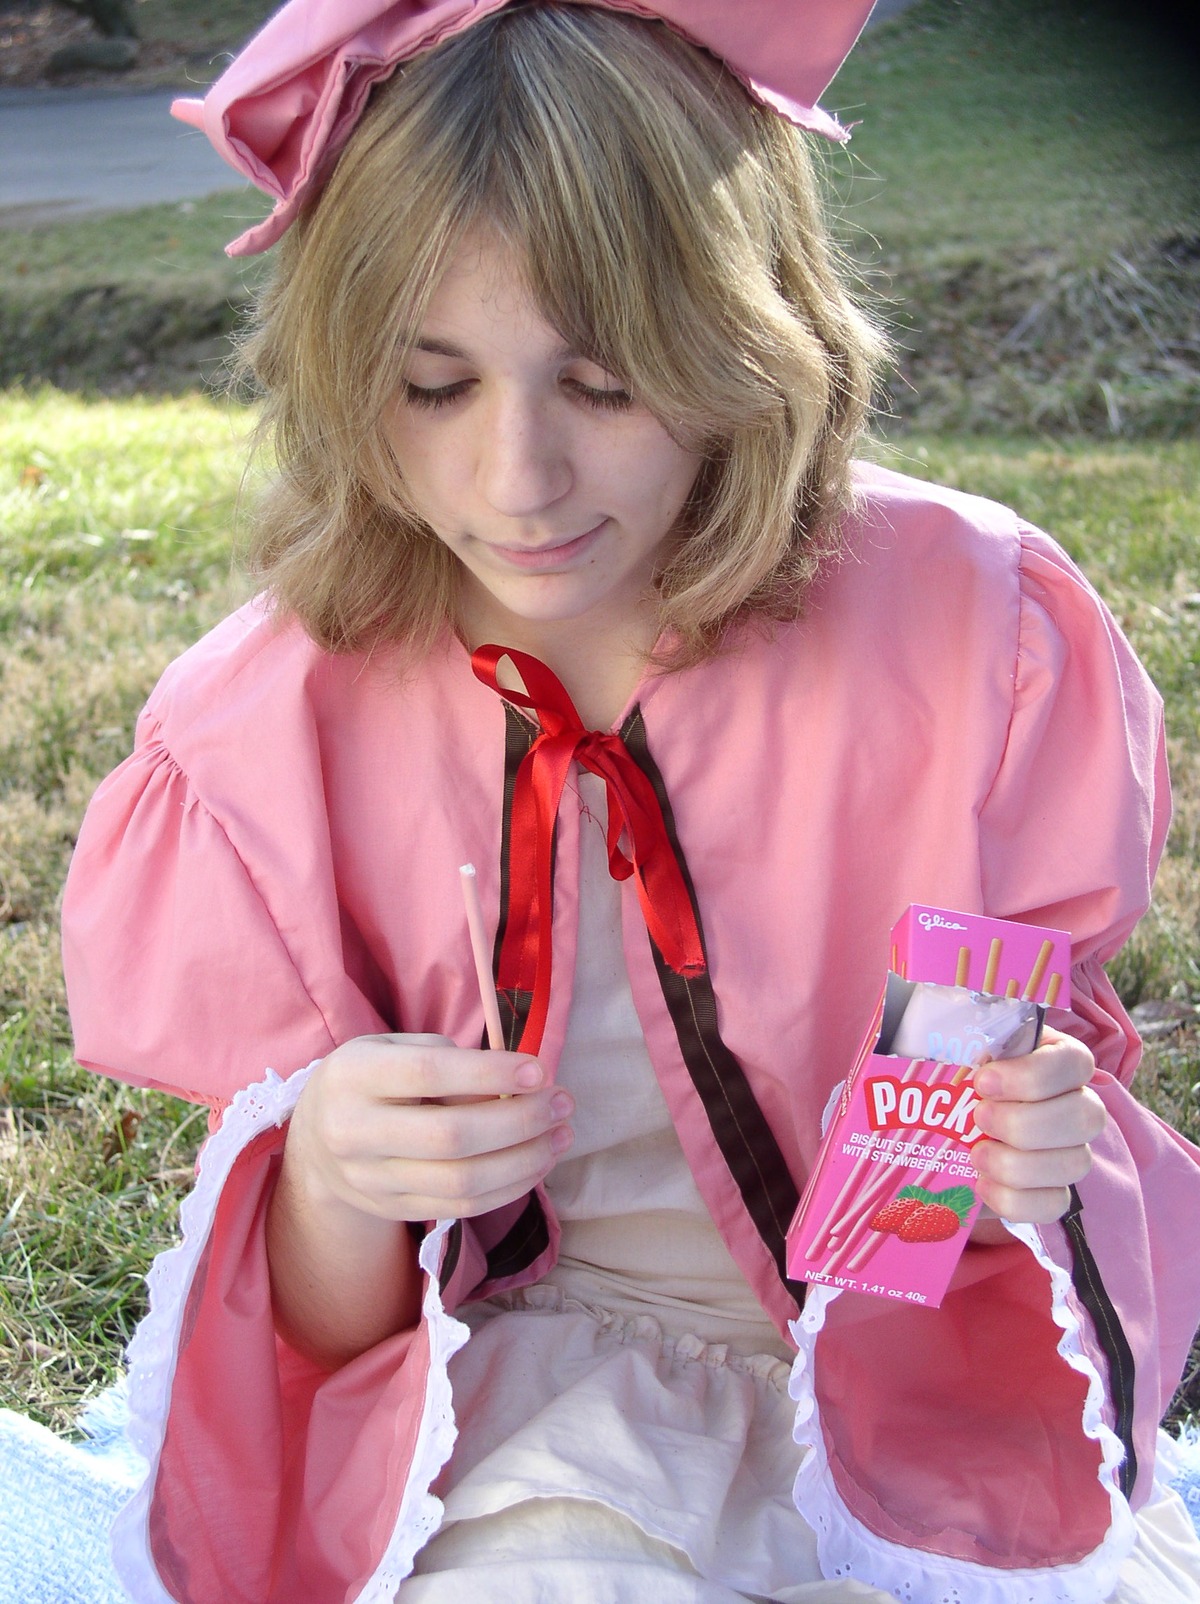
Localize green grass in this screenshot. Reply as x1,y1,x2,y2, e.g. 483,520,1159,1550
814,0,1200,435
0,389,254,584
0,395,254,840
0,1065,207,1426
1,394,1198,1427
0,391,252,1428
827,0,1200,257
0,191,273,284
0,195,274,393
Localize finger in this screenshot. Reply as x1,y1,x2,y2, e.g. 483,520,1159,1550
971,1175,1074,1226
972,1029,1093,1103
387,1175,557,1224
334,1036,547,1102
971,1135,1093,1195
369,1125,575,1219
369,1086,575,1163
971,1086,1107,1151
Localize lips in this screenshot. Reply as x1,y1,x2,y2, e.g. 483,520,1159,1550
486,522,606,570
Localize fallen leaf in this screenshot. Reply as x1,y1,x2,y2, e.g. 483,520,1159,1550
102,1109,141,1163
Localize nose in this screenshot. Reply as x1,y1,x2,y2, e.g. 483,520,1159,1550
476,390,572,518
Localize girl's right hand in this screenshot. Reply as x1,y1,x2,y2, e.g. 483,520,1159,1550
286,1032,576,1223
267,1034,574,1366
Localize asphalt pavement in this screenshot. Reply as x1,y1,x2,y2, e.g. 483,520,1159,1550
0,86,249,227
0,0,915,228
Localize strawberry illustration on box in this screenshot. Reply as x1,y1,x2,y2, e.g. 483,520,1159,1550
786,905,1071,1308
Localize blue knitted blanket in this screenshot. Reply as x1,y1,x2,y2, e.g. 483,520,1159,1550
2,1385,1199,1603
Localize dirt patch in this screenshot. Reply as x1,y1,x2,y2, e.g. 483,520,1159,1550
0,273,251,393
1,5,92,84
0,3,236,89
869,238,1200,438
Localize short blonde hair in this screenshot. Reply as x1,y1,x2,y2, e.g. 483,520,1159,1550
241,3,887,665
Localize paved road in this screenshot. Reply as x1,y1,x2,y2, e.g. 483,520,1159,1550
0,0,914,228
0,86,249,226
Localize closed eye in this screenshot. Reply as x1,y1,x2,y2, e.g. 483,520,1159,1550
400,376,635,413
564,379,634,411
402,379,474,410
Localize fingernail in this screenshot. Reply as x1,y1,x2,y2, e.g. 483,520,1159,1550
550,1091,574,1120
550,1124,574,1154
974,1068,1000,1097
515,1060,542,1088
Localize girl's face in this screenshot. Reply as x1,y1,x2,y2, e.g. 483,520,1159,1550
384,233,703,654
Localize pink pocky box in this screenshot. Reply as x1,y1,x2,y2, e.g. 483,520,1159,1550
786,906,1072,1308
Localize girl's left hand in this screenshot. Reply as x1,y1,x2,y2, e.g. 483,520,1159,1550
967,1026,1107,1241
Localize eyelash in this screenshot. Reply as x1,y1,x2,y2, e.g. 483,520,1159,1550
401,378,634,413
401,381,470,411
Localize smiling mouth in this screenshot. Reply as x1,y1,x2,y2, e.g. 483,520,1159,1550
488,524,605,569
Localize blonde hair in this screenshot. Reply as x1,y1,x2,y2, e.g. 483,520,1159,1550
241,3,887,664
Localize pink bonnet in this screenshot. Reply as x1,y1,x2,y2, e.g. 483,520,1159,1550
174,0,878,258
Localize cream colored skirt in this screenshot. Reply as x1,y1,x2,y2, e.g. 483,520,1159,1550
401,1285,1200,1603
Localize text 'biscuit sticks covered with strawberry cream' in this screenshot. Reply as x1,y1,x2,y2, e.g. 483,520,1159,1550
788,905,1070,1308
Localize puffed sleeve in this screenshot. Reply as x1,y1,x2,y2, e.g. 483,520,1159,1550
976,523,1171,1083
62,709,389,1115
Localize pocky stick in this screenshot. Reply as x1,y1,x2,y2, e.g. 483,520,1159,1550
982,937,1003,995
459,863,505,1051
954,945,971,987
1023,939,1054,1001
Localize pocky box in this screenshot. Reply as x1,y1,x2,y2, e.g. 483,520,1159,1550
786,906,1071,1309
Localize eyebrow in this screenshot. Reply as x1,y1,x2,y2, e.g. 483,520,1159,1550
413,336,587,363
413,338,471,359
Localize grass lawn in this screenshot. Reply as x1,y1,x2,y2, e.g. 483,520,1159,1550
0,392,253,1426
1,394,1198,1429
827,0,1200,257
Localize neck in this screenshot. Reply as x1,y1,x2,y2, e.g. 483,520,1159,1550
462,603,659,730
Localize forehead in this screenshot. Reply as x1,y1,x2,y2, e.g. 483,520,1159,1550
413,232,583,363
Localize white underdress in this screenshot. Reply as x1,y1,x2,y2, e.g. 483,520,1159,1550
402,776,1200,1603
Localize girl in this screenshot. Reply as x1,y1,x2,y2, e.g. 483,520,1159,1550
60,3,1200,1601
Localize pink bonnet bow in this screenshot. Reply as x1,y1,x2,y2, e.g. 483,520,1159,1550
173,0,879,258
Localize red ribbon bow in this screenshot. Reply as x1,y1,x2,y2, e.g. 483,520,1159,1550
472,644,707,1054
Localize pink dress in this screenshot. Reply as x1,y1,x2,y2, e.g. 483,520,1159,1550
61,464,1200,1603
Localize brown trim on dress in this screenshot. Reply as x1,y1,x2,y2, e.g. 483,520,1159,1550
621,707,805,1312
483,1192,552,1283
1063,1186,1138,1496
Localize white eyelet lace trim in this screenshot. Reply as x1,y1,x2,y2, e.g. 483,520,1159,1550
109,1066,470,1603
352,1219,470,1601
787,1221,1137,1604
